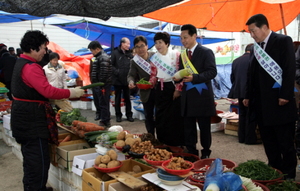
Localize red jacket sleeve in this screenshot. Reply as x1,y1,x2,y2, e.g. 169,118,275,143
22,63,70,99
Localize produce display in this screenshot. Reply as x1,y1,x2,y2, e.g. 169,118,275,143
130,141,154,154
59,108,87,126
267,180,300,190
240,176,264,191
145,148,172,161
234,160,282,181
165,157,192,170
70,120,105,138
94,150,120,169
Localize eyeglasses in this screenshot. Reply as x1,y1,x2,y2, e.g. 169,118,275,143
134,44,146,49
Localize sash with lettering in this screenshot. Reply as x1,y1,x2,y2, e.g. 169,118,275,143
254,42,283,89
132,54,151,75
181,50,208,94
150,52,176,77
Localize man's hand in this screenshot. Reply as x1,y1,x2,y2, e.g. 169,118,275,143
182,75,193,82
173,90,181,100
50,99,73,112
128,81,136,89
279,98,289,106
243,99,249,107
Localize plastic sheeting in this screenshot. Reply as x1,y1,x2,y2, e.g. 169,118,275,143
212,64,232,99
0,0,183,20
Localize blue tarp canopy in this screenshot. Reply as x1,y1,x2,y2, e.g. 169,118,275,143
50,19,233,48
0,11,50,23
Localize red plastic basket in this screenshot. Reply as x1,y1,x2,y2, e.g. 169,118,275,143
136,84,152,90
113,143,123,152
193,158,237,171
93,161,122,173
143,154,172,166
162,160,194,175
188,171,206,183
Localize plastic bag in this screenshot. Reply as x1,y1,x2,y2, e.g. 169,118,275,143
67,69,79,79
204,158,243,191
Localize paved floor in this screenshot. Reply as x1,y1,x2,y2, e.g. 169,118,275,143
1,99,299,190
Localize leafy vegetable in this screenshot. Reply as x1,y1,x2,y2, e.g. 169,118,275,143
267,180,300,191
234,160,282,181
60,108,87,126
136,78,151,85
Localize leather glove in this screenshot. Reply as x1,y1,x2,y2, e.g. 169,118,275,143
50,99,73,112
69,87,84,98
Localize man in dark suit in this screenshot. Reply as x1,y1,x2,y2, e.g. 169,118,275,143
244,14,297,179
228,43,259,144
175,24,217,159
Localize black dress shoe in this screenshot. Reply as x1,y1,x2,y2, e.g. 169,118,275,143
116,116,122,122
94,114,100,121
127,117,134,122
201,155,210,159
46,187,53,191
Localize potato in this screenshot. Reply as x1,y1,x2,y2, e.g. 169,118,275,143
98,163,107,168
125,137,137,146
125,134,134,139
100,155,111,164
94,155,102,166
101,174,111,181
116,140,125,147
134,137,141,143
132,165,142,173
117,131,126,140
107,150,118,160
107,160,120,168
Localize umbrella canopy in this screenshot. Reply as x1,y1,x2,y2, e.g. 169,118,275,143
50,19,233,48
143,0,300,32
0,0,183,21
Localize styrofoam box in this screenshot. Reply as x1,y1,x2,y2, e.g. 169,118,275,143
4,128,13,137
3,114,11,130
70,101,80,108
91,100,96,111
72,152,99,176
79,101,92,110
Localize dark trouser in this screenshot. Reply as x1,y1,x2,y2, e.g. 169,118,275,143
238,98,257,143
142,89,156,136
19,138,50,191
184,116,211,156
259,121,297,179
114,85,132,118
93,85,111,123
295,105,300,157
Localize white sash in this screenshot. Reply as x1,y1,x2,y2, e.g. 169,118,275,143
254,42,282,86
132,55,151,75
150,52,176,77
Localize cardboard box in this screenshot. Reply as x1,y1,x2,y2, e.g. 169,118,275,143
224,129,238,136
108,177,146,191
72,152,99,176
49,133,87,167
82,159,155,191
3,114,11,130
56,142,96,171
225,123,238,131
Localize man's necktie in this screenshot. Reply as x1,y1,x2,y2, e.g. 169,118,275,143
188,50,192,60
260,42,265,49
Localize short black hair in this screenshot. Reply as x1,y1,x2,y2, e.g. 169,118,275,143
154,32,170,47
245,43,254,52
181,24,197,36
88,41,103,50
49,52,60,60
133,36,148,46
8,47,14,51
246,14,269,28
16,48,23,57
20,30,49,53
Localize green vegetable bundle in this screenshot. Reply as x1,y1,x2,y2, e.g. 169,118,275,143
234,160,282,181
136,78,151,85
60,108,87,126
96,131,119,142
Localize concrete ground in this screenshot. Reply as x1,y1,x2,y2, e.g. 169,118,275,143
0,98,299,190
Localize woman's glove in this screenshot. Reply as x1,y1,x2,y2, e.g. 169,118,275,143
69,87,84,98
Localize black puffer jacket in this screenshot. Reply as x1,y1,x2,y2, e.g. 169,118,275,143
111,46,133,86
295,47,300,85
90,50,112,84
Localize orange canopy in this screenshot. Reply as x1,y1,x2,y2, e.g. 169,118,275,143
47,42,93,86
144,0,300,33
